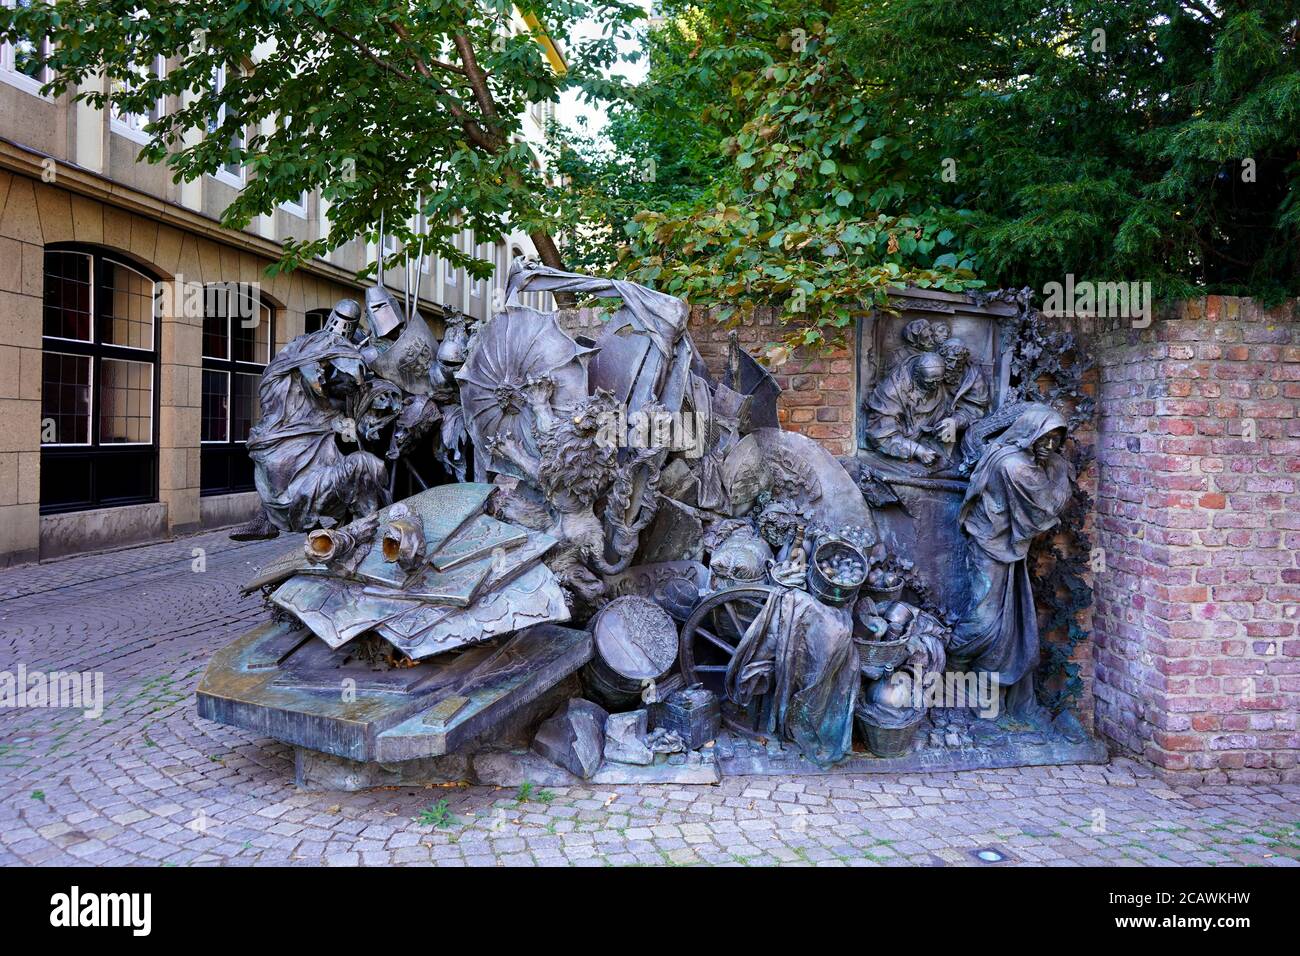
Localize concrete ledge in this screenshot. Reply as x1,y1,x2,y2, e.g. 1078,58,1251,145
200,491,260,530
715,728,1109,776
39,501,169,561
0,547,39,569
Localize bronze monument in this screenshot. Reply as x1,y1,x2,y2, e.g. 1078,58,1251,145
199,257,1103,788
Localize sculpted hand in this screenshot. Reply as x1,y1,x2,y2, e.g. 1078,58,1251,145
916,447,938,466
937,417,958,444
522,374,555,406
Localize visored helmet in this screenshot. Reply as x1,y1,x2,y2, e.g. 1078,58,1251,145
325,298,362,339
365,286,405,339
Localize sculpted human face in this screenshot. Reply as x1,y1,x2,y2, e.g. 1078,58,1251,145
1032,429,1064,466
941,347,968,387
299,361,327,398
902,319,931,350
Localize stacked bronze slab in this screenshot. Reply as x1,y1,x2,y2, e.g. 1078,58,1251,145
197,483,589,763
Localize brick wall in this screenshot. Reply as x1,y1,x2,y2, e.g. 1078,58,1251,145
687,306,857,457
1090,296,1300,783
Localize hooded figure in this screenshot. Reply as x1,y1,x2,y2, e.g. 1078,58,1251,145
948,403,1072,722
247,332,388,531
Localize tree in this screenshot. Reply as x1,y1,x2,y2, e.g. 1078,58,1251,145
553,0,986,354
830,0,1300,303
1,0,642,287
558,0,1300,352
543,4,736,273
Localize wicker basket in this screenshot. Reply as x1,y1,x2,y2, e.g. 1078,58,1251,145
854,633,912,673
856,710,925,758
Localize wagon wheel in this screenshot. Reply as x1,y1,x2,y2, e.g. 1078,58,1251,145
679,585,777,737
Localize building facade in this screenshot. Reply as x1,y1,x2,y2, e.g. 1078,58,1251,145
0,17,556,565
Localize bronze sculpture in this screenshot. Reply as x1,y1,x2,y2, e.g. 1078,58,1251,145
863,318,991,471
948,403,1072,723
245,305,388,532
234,272,475,539
938,337,992,434
725,587,859,765
203,252,1101,785
864,351,953,466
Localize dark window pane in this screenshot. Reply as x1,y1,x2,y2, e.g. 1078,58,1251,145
40,248,160,515
201,288,269,494
232,302,270,364
201,369,229,442
203,307,228,359
304,309,329,334
99,358,153,444
201,445,255,495
99,259,155,350
95,448,155,504
41,352,91,445
232,372,260,442
40,454,92,511
43,250,93,341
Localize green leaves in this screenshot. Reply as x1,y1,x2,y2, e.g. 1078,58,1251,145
0,0,645,278
543,0,1300,342
569,2,983,350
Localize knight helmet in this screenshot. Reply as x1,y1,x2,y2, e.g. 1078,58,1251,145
325,298,362,339
365,285,405,340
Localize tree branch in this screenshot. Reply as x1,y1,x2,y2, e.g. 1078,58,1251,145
451,31,501,127
388,20,499,151
307,10,493,150
387,19,572,290
309,13,418,84
386,22,470,78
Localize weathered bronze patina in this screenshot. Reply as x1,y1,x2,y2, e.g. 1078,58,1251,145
201,258,1102,785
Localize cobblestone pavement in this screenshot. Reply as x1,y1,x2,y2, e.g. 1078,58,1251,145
1,531,1298,867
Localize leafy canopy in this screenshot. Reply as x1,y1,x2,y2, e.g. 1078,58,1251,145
0,0,643,280
544,3,736,273
556,0,1300,352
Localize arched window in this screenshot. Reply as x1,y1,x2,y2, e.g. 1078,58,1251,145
40,246,160,513
200,286,274,495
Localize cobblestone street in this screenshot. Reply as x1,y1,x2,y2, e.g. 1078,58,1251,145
1,531,1297,868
